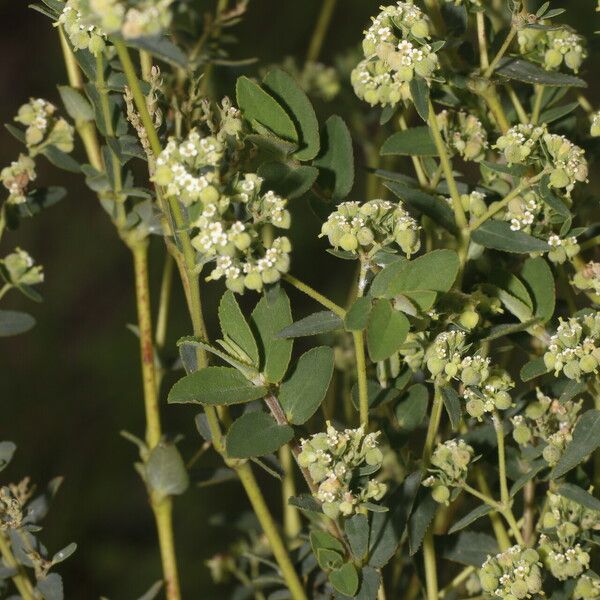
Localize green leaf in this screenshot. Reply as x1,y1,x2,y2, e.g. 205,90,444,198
334,566,380,600
263,68,320,161
440,386,462,431
539,101,579,124
551,410,600,479
329,563,359,597
310,530,345,555
395,384,429,431
509,458,547,497
557,483,600,511
177,336,256,377
371,250,460,299
51,542,77,565
442,531,498,567
37,573,63,600
385,182,457,234
0,441,16,472
168,367,267,405
57,86,94,121
490,269,534,323
381,127,438,156
125,36,188,69
316,548,344,570
313,115,354,201
409,77,430,121
345,514,369,560
521,257,555,323
250,289,293,383
218,291,259,366
496,58,587,88
256,162,318,199
351,378,401,411
483,321,537,341
236,76,298,142
136,581,164,600
520,357,549,382
42,146,81,173
0,310,35,337
277,310,343,338
471,220,550,253
279,346,334,424
367,300,410,362
289,494,323,514
225,411,294,458
146,443,189,499
345,297,372,331
480,160,527,178
448,504,492,534
408,488,438,556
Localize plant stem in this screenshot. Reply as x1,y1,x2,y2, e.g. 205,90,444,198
482,89,511,133
427,100,468,231
484,27,517,79
399,114,428,188
353,331,369,426
493,413,509,507
280,445,301,543
474,469,511,551
155,253,174,352
577,93,594,115
0,532,38,600
423,387,444,464
0,284,12,302
306,0,337,63
506,85,528,124
438,565,476,599
461,483,502,510
283,274,346,317
476,11,489,71
423,532,439,600
531,85,545,125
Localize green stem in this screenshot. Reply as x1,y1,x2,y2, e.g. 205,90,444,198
506,85,528,124
577,93,594,115
306,0,337,63
482,89,511,134
438,565,476,599
353,331,369,427
399,114,428,188
0,531,38,600
280,445,301,543
423,534,439,600
0,283,12,302
484,27,517,79
531,85,545,125
476,11,489,71
155,252,174,352
461,483,502,510
494,413,509,507
283,274,346,317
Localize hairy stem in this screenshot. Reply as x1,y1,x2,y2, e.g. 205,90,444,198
0,531,38,600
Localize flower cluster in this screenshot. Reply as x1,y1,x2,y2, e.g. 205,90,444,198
78,0,173,40
518,27,587,73
538,491,600,581
321,199,421,257
15,98,74,156
511,389,582,466
437,110,488,162
496,124,588,194
575,575,600,600
298,422,387,519
56,0,106,55
503,190,542,233
0,154,36,205
0,248,44,289
574,261,600,296
153,109,292,293
351,2,438,107
547,234,580,265
423,439,474,504
459,191,488,225
544,312,600,381
592,112,600,138
479,546,543,599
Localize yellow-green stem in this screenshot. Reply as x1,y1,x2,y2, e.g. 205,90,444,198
484,27,517,78
306,0,337,63
353,331,369,426
280,445,302,543
506,85,528,124
482,89,511,134
0,532,38,600
155,253,174,352
399,114,428,187
531,85,545,125
476,11,489,70
283,274,346,317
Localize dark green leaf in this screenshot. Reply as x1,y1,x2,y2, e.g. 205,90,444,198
42,146,81,173
313,115,354,201
345,297,372,331
146,443,189,499
366,300,410,362
236,76,298,141
263,69,320,161
251,289,293,383
472,220,550,253
218,290,259,366
551,410,600,479
345,514,369,560
125,35,188,68
395,384,429,431
557,483,600,511
167,367,267,405
448,504,492,534
440,386,462,431
381,127,438,156
256,162,318,199
496,58,587,88
311,530,345,554
539,101,579,124
226,411,294,458
0,441,16,472
329,563,359,597
317,548,343,570
559,380,586,403
520,357,549,382
279,346,334,424
408,488,437,556
289,494,322,514
482,321,537,341
277,310,343,338
480,160,527,178
57,85,93,121
334,566,381,600
409,78,430,120
509,459,547,497
0,310,35,337
442,531,498,567
521,257,555,323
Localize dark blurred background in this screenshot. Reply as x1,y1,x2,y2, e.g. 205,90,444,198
0,1,597,598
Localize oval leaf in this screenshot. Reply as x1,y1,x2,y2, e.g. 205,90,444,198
218,290,259,366
381,127,438,156
226,411,294,458
367,300,410,362
472,220,550,253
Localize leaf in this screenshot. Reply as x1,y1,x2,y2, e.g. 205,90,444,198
125,36,188,69
521,257,555,322
442,531,498,567
345,514,369,560
370,249,460,299
263,69,320,161
520,357,549,382
310,530,345,555
57,86,94,121
37,573,63,600
51,542,77,565
351,378,400,411
496,58,587,88
236,76,298,142
448,504,492,534
381,127,438,156
366,299,410,362
559,380,586,404
482,321,537,341
279,346,334,424
136,581,164,600
472,220,550,253
289,494,322,514
345,297,372,331
408,488,437,556
146,443,189,499
329,563,359,597
480,160,527,178
409,77,430,121
226,411,294,458
251,289,293,383
440,386,462,431
0,310,35,337
317,548,343,570
256,162,318,199
334,566,381,600
277,310,343,338
313,115,354,201
490,269,534,322
509,458,547,497
539,101,579,124
385,181,457,234
551,410,600,479
177,336,256,377
41,146,81,173
168,367,267,405
0,441,16,472
218,291,259,366
557,483,600,511
395,384,429,431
